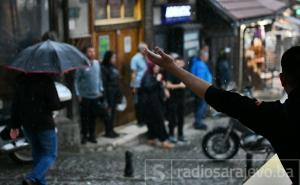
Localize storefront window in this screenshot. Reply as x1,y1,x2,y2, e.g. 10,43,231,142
109,0,121,18
94,0,140,25
94,0,108,20
69,0,89,38
124,0,136,17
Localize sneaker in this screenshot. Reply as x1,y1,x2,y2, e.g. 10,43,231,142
194,124,207,130
168,136,177,144
81,137,87,145
178,136,188,142
22,179,37,185
111,131,120,137
104,132,119,139
88,138,98,144
137,122,146,127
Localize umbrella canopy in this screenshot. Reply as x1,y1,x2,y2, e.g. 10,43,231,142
6,40,90,74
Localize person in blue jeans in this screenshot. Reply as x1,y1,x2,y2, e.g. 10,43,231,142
10,74,62,185
190,49,212,130
23,129,58,185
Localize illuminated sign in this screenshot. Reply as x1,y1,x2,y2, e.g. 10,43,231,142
165,5,191,18
162,4,192,24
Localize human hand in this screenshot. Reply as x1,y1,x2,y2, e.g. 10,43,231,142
179,82,186,88
156,73,163,82
143,47,175,68
10,128,19,140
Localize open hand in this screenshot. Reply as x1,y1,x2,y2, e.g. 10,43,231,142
10,128,19,140
143,47,175,68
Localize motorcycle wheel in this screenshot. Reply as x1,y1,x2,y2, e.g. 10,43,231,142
8,147,33,164
202,128,240,160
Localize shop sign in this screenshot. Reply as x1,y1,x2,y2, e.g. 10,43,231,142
162,4,192,24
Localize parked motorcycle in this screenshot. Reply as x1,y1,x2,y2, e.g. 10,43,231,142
202,87,274,161
0,113,33,164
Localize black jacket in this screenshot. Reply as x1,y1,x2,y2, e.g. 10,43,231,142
140,72,165,104
101,64,122,106
205,86,300,184
10,75,62,131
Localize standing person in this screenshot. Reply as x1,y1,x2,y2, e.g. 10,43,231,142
215,47,232,89
130,42,148,126
74,45,104,144
144,46,300,184
165,57,187,143
140,63,174,149
101,50,122,138
10,74,62,185
190,49,213,130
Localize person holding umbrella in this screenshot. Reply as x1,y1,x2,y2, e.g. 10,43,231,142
8,31,89,185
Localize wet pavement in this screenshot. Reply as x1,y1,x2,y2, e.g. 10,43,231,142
0,117,270,185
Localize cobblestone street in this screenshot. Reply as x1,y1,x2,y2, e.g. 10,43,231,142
0,116,270,185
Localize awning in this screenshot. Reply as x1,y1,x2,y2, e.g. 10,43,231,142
210,0,287,21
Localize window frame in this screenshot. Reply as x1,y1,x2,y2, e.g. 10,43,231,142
93,0,142,26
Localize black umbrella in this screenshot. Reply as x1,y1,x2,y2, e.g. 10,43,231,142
6,40,90,74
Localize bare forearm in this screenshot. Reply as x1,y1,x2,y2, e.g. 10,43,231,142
166,82,182,89
143,47,211,97
166,64,211,97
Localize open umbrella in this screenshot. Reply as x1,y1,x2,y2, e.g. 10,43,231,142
6,40,89,74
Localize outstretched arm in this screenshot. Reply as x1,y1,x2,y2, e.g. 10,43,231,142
143,47,211,97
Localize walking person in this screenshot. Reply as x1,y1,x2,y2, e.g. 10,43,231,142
101,50,122,138
10,74,62,185
215,48,232,89
74,45,105,144
7,31,88,185
190,49,213,130
165,57,187,143
140,62,174,149
130,42,148,126
144,46,300,184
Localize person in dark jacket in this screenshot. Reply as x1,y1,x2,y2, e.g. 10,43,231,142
101,50,122,138
144,46,300,184
140,62,174,149
165,57,187,143
10,74,63,185
215,48,232,89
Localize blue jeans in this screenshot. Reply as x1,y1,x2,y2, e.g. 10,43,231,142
24,128,58,185
194,98,208,127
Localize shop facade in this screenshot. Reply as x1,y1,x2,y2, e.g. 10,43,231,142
67,0,145,126
152,0,201,61
197,0,289,90
150,0,201,113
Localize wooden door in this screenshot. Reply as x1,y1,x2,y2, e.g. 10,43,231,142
115,28,140,125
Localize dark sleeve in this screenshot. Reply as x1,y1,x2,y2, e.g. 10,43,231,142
204,86,275,136
101,66,109,100
45,80,63,111
10,83,21,129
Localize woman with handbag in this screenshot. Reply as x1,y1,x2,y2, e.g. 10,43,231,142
101,51,122,138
